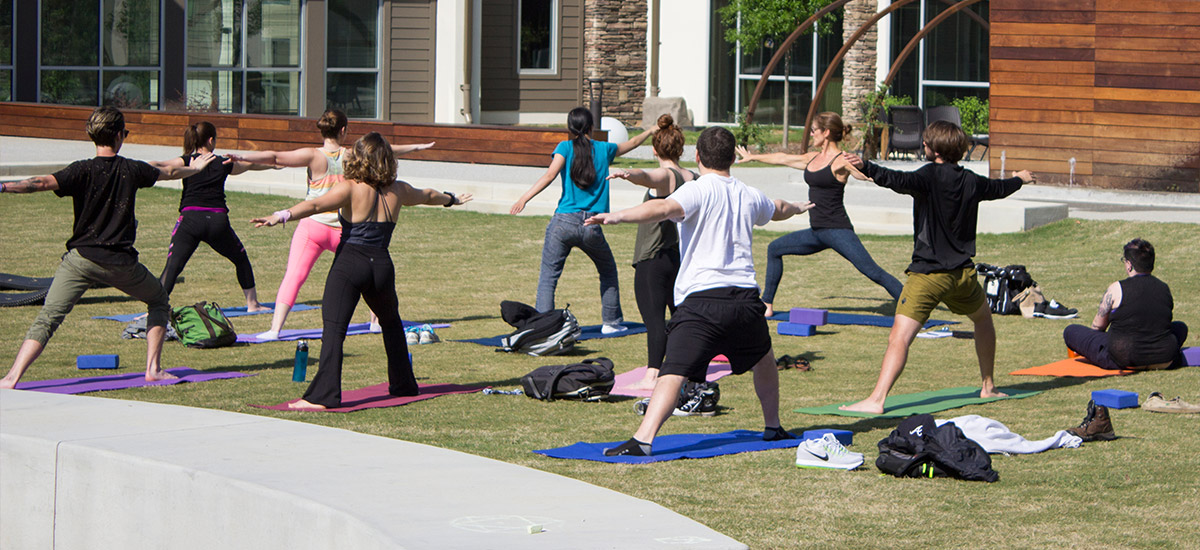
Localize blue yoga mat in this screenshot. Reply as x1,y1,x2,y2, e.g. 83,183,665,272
236,320,451,343
767,311,958,330
93,303,319,322
459,321,646,347
535,429,802,464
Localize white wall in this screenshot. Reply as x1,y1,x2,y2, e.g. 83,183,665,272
434,0,471,123
655,0,713,124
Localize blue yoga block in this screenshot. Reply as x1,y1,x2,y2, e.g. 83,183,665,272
803,429,853,447
778,322,816,337
788,308,828,326
1183,347,1199,367
1093,389,1138,409
77,354,119,370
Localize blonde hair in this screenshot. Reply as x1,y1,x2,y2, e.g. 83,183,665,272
317,109,348,140
86,106,125,147
343,132,397,190
651,114,685,161
922,120,969,163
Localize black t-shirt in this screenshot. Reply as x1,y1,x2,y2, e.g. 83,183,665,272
805,162,853,230
864,161,1023,273
52,156,160,265
178,153,233,210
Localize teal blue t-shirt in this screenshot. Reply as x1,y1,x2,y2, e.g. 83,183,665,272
553,139,620,213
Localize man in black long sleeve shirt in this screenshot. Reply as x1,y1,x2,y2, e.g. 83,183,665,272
839,121,1034,415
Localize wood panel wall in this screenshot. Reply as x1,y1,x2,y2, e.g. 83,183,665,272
990,0,1200,192
0,102,581,167
387,0,438,123
479,0,583,114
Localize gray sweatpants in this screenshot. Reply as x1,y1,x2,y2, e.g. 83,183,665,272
25,249,170,345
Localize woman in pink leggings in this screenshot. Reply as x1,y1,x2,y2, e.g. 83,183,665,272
231,109,432,340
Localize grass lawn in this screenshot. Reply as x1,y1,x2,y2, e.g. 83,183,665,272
2,186,1198,549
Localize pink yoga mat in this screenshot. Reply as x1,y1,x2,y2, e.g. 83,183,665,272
15,368,253,394
610,363,733,398
251,382,484,412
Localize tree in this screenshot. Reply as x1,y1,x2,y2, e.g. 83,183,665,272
718,0,837,148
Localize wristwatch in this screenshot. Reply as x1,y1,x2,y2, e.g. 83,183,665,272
443,191,456,207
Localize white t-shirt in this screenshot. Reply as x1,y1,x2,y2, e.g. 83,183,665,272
668,172,776,305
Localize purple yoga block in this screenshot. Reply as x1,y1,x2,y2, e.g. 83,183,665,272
788,308,828,326
1183,347,1199,367
1092,389,1138,409
77,354,119,370
778,323,816,337
803,429,853,447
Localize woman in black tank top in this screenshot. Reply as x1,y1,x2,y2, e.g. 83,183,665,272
252,133,472,410
735,112,903,317
608,115,698,390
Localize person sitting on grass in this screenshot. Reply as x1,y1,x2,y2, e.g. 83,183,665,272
838,120,1035,415
0,106,217,389
584,126,814,456
1063,238,1188,370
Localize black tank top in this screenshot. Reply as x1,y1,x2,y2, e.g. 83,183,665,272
340,189,396,249
178,153,233,210
1108,275,1177,367
804,157,853,230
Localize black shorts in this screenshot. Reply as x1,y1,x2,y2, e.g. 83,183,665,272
660,286,772,382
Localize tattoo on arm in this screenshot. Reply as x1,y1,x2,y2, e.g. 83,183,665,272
4,176,53,193
1093,292,1114,329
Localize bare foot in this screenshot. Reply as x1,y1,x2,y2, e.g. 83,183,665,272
764,304,775,318
980,389,1008,399
624,368,659,391
246,304,272,313
838,399,884,415
0,377,18,390
145,370,179,382
287,399,327,410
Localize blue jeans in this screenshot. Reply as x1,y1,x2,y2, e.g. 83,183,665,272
535,212,623,324
761,228,903,304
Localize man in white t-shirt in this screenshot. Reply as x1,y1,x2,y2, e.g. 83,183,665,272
585,126,813,456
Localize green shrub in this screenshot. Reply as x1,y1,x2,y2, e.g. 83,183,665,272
953,96,989,135
733,108,767,149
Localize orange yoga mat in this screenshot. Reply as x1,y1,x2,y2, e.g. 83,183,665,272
1009,357,1136,377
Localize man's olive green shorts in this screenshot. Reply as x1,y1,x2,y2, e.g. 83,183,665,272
895,267,986,324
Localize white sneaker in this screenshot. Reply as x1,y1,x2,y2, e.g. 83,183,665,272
601,323,628,335
418,324,439,344
255,330,279,341
405,326,420,345
795,433,864,470
369,322,382,333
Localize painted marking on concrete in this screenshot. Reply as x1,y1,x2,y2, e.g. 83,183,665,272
450,515,563,534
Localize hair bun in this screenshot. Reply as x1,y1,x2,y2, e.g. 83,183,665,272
657,114,674,130
843,123,853,136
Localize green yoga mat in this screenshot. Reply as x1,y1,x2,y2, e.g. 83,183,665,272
794,386,1042,418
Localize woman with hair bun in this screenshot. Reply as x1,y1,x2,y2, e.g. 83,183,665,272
607,114,696,389
736,112,903,317
152,121,276,310
231,109,434,340
252,132,471,409
510,107,655,332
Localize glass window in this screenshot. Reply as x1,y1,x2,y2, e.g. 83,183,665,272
327,0,379,118
1,0,11,101
186,0,302,114
889,0,989,108
39,0,160,109
518,0,555,73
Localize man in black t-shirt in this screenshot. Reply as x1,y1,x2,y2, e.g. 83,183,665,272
0,106,216,389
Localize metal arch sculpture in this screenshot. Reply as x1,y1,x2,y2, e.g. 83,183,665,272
883,0,985,88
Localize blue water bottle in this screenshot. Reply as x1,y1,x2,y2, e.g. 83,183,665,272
293,340,308,382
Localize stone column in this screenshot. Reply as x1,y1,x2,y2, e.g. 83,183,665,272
583,0,648,126
841,0,879,129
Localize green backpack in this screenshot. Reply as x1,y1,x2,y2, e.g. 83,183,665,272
170,301,237,348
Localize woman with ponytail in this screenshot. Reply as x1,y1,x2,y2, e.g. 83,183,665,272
152,121,276,310
230,109,434,340
251,133,471,409
735,112,903,317
607,114,696,388
510,107,655,332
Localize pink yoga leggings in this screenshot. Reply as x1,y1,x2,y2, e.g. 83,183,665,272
275,217,341,308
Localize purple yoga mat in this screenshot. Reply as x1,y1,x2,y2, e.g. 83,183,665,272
15,367,254,395
250,382,484,412
610,363,733,398
237,321,451,343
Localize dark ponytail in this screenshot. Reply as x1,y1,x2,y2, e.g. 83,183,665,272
567,107,595,189
183,121,217,155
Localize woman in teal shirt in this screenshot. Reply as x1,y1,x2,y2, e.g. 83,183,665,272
511,107,654,332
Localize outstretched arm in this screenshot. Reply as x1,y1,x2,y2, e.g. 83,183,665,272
251,179,354,227
0,175,59,193
584,198,683,226
228,148,317,168
608,167,673,197
511,154,566,214
146,157,187,171
392,142,435,156
230,160,280,176
157,151,218,181
833,153,869,182
396,180,473,207
614,127,656,157
735,145,813,170
771,199,815,221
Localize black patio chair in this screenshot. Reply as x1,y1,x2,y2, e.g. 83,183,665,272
887,105,924,160
925,105,962,128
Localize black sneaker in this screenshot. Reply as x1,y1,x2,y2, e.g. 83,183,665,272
1034,299,1078,319
673,382,720,416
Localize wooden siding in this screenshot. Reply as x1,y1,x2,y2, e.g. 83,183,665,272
0,102,580,167
480,0,583,113
989,0,1200,192
387,0,437,123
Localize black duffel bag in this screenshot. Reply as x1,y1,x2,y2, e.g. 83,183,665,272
520,357,615,401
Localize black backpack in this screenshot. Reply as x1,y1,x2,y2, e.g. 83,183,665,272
498,300,581,356
520,357,615,401
876,414,998,482
976,263,1035,315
